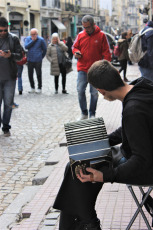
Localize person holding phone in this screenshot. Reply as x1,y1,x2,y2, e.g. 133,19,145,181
72,15,111,120
0,17,22,137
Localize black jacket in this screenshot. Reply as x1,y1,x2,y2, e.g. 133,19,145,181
53,78,153,215
138,21,153,69
103,78,153,185
8,33,22,79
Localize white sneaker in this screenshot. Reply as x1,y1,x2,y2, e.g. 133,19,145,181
28,88,35,93
36,89,42,94
78,114,88,121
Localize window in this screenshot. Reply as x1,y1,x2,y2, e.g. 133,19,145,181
42,0,46,6
54,0,60,8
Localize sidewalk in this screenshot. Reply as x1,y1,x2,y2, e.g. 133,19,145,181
0,59,151,229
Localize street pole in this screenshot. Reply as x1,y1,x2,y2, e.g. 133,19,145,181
150,0,152,20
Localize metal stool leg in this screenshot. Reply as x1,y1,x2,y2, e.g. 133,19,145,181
126,185,152,230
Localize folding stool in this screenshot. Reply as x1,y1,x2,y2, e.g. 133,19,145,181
126,184,153,230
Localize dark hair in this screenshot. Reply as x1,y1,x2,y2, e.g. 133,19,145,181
82,15,94,25
0,17,8,27
66,36,73,44
87,60,125,91
143,18,148,24
121,32,127,39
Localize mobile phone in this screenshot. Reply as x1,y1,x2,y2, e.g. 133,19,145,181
3,50,9,53
75,52,81,56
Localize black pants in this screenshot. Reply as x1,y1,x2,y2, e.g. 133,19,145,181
53,163,102,229
28,61,42,89
59,212,77,230
54,63,66,91
119,59,127,79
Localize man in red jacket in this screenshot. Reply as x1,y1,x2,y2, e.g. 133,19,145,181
72,15,111,120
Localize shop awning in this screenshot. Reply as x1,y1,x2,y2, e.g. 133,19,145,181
52,20,66,31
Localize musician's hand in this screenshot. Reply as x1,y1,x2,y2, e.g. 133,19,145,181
77,167,104,183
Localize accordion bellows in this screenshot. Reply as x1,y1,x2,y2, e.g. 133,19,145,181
64,117,112,178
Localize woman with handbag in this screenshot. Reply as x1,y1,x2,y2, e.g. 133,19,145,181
46,33,68,94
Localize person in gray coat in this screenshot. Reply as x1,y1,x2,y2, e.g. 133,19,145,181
46,33,68,94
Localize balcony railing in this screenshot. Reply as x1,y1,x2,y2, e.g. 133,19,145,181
60,2,81,13
80,7,95,14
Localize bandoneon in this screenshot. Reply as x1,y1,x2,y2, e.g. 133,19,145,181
64,117,112,178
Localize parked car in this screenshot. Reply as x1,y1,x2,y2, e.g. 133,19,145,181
104,32,121,67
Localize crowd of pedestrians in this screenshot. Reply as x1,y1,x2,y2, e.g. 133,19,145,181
0,16,74,137
1,13,153,135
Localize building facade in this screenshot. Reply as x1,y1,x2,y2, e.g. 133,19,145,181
40,0,65,44
0,0,41,38
111,0,150,34
0,0,102,42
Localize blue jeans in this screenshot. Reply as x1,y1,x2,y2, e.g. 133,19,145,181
77,71,98,117
139,66,153,82
17,65,23,91
0,79,16,131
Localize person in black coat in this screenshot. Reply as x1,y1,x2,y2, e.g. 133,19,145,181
54,60,153,230
66,36,73,60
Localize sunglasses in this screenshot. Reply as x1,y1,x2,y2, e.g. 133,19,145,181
0,29,8,32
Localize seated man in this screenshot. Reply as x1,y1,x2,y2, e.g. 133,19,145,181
53,60,153,230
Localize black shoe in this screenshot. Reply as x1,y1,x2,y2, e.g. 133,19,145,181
124,78,129,82
62,90,68,94
55,90,58,94
128,61,133,65
3,130,11,137
19,91,22,95
77,219,101,230
81,224,102,230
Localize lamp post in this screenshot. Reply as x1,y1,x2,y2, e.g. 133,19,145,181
25,5,31,36
6,2,10,23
